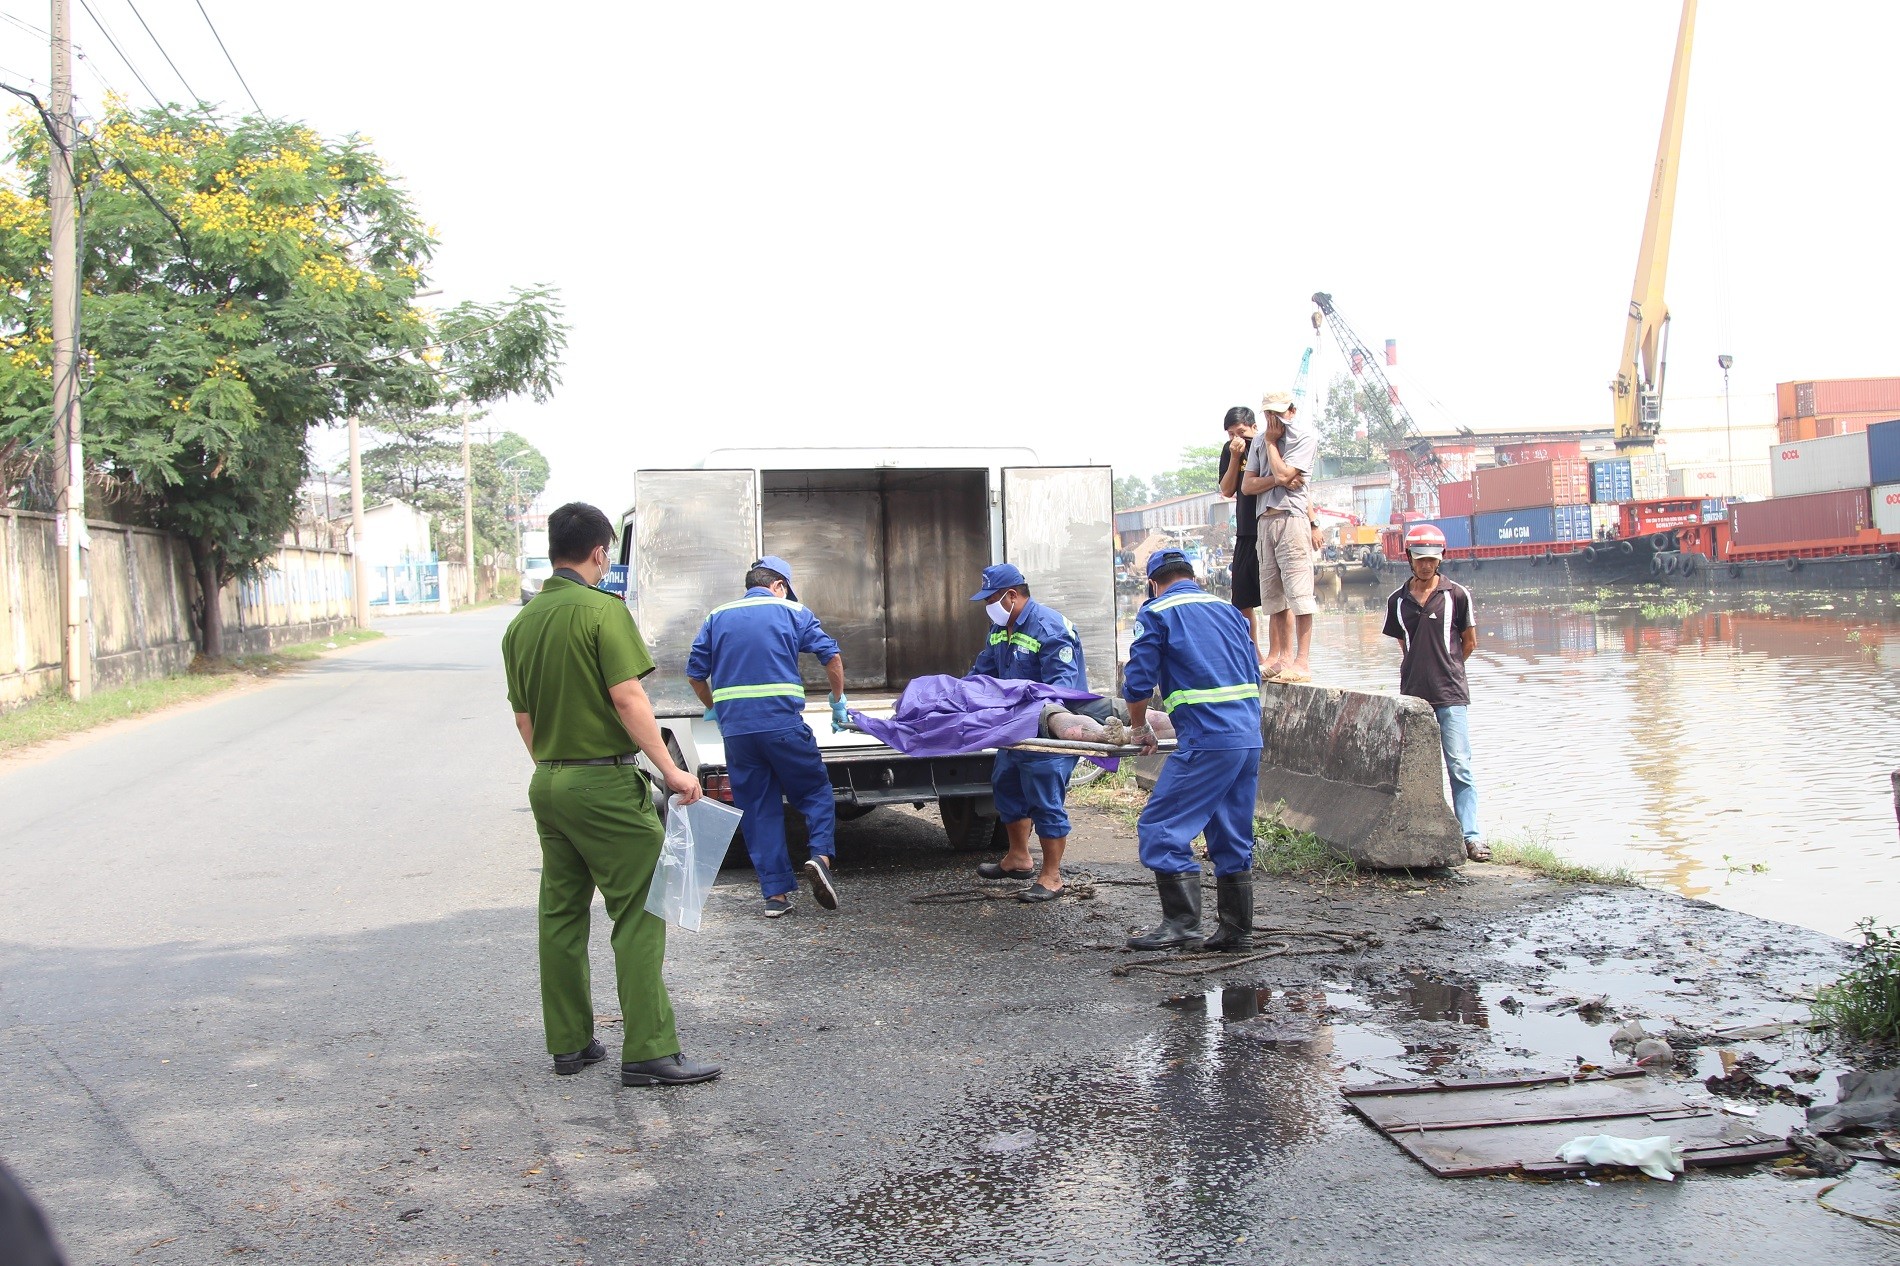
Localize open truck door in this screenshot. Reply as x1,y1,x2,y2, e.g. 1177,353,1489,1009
627,469,760,715
1002,466,1117,695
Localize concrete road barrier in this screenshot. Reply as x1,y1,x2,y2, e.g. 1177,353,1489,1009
1132,683,1465,870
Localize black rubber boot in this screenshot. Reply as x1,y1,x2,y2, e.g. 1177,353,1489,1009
1126,872,1204,951
1200,872,1254,952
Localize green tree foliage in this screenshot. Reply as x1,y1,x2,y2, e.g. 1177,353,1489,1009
357,410,549,579
1113,474,1150,510
1148,444,1224,500
0,103,565,654
1318,372,1405,477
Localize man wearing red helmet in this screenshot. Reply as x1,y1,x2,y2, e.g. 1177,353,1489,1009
1382,524,1488,861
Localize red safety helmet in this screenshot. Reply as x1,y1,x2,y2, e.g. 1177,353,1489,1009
1403,523,1447,558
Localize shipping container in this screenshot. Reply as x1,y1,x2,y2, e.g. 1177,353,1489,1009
1471,507,1568,547
1553,503,1594,541
1589,503,1621,539
1873,483,1900,537
1810,378,1900,417
1870,418,1900,486
1779,417,1814,445
1472,458,1590,513
1436,480,1474,517
1666,462,1772,499
1728,489,1871,547
1781,378,1900,418
1590,459,1633,504
1494,440,1582,466
1629,452,1668,501
1811,413,1887,439
1417,514,1473,550
1353,485,1393,528
1769,432,1873,498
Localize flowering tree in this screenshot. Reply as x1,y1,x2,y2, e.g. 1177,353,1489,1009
0,102,563,655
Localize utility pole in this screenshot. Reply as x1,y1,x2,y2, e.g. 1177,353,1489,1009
49,0,88,698
461,414,476,605
347,414,370,628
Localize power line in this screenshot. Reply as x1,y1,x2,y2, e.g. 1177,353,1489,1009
192,0,259,117
74,0,163,106
0,11,49,38
121,0,200,103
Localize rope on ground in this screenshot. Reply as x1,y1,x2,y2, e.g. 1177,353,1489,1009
909,871,1127,905
1113,928,1379,978
1816,1179,1900,1231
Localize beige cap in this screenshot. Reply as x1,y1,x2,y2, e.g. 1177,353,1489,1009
1260,390,1295,415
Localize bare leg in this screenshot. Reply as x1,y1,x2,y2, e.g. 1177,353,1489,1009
1035,835,1066,892
1292,612,1314,674
1000,818,1034,872
1146,710,1176,742
1261,609,1291,676
1045,709,1107,742
1241,607,1259,653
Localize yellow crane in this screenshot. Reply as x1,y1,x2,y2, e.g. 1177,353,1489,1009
1612,0,1696,452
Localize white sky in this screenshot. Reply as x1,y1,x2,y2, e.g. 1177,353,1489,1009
8,1,1898,510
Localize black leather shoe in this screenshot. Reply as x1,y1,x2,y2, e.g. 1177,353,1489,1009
1126,872,1204,951
552,1038,606,1076
622,1053,723,1086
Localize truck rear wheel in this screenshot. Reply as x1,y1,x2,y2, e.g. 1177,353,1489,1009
938,796,1004,852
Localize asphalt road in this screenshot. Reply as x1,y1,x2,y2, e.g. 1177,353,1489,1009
1,607,1894,1265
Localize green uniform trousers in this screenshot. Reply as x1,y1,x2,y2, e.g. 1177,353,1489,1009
527,763,679,1064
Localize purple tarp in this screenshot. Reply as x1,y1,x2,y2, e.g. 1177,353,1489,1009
849,674,1104,760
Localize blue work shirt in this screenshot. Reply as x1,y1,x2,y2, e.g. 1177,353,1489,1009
969,598,1088,691
1123,579,1261,749
686,588,841,736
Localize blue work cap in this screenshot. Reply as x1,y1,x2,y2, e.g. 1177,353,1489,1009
753,555,798,602
969,562,1027,601
1146,548,1190,579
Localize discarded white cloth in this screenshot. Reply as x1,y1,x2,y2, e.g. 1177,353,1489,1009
1556,1134,1686,1181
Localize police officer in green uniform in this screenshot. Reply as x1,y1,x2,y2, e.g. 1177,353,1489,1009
501,502,722,1087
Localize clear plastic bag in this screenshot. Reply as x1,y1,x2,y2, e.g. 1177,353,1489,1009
644,794,742,931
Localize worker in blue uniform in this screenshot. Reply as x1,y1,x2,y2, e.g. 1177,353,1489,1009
687,556,849,919
966,563,1102,903
1123,549,1264,951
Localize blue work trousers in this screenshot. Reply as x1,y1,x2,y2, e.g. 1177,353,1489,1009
1137,746,1261,877
1433,705,1482,842
725,725,836,899
991,749,1078,839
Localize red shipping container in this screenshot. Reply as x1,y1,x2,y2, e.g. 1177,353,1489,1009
1437,479,1474,516
1472,458,1591,513
1779,417,1816,444
1494,441,1582,466
1809,412,1883,439
1728,488,1870,547
1811,378,1900,417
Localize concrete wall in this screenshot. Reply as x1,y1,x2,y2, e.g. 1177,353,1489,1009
1,510,357,707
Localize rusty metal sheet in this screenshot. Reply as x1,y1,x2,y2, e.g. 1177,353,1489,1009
1344,1071,1794,1179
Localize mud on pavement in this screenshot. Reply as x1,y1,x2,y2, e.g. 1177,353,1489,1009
539,801,1892,1266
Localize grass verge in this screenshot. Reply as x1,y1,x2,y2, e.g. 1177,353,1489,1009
1253,804,1355,880
1067,767,1145,830
1490,833,1638,886
1810,920,1900,1045
0,628,384,755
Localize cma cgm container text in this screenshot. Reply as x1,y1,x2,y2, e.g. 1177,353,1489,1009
1869,418,1900,486
1874,484,1900,537
1728,489,1870,547
1471,506,1591,547
1472,458,1590,513
1770,432,1873,498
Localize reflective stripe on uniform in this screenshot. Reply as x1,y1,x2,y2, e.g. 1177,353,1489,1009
1148,593,1229,614
709,596,805,618
1162,683,1261,710
711,682,806,702
987,630,1042,653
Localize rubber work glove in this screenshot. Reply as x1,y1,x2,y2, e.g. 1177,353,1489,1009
702,706,718,723
830,695,850,733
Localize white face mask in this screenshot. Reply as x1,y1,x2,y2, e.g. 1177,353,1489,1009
985,598,1012,626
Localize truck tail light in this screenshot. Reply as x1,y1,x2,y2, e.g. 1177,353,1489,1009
702,772,734,802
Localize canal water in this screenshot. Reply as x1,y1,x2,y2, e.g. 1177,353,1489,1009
1125,580,1900,941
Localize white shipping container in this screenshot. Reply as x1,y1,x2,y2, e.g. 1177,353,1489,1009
1874,483,1900,536
1667,462,1773,499
1589,504,1621,538
1770,432,1873,498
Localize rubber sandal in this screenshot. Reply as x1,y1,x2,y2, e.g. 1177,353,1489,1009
1269,668,1311,684
1018,883,1062,903
976,862,1036,881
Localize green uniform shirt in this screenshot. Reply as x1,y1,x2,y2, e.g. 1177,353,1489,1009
502,576,656,762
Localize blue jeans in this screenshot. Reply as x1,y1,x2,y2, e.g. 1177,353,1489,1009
1433,705,1481,842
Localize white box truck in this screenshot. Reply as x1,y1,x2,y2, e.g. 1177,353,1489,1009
616,447,1115,849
